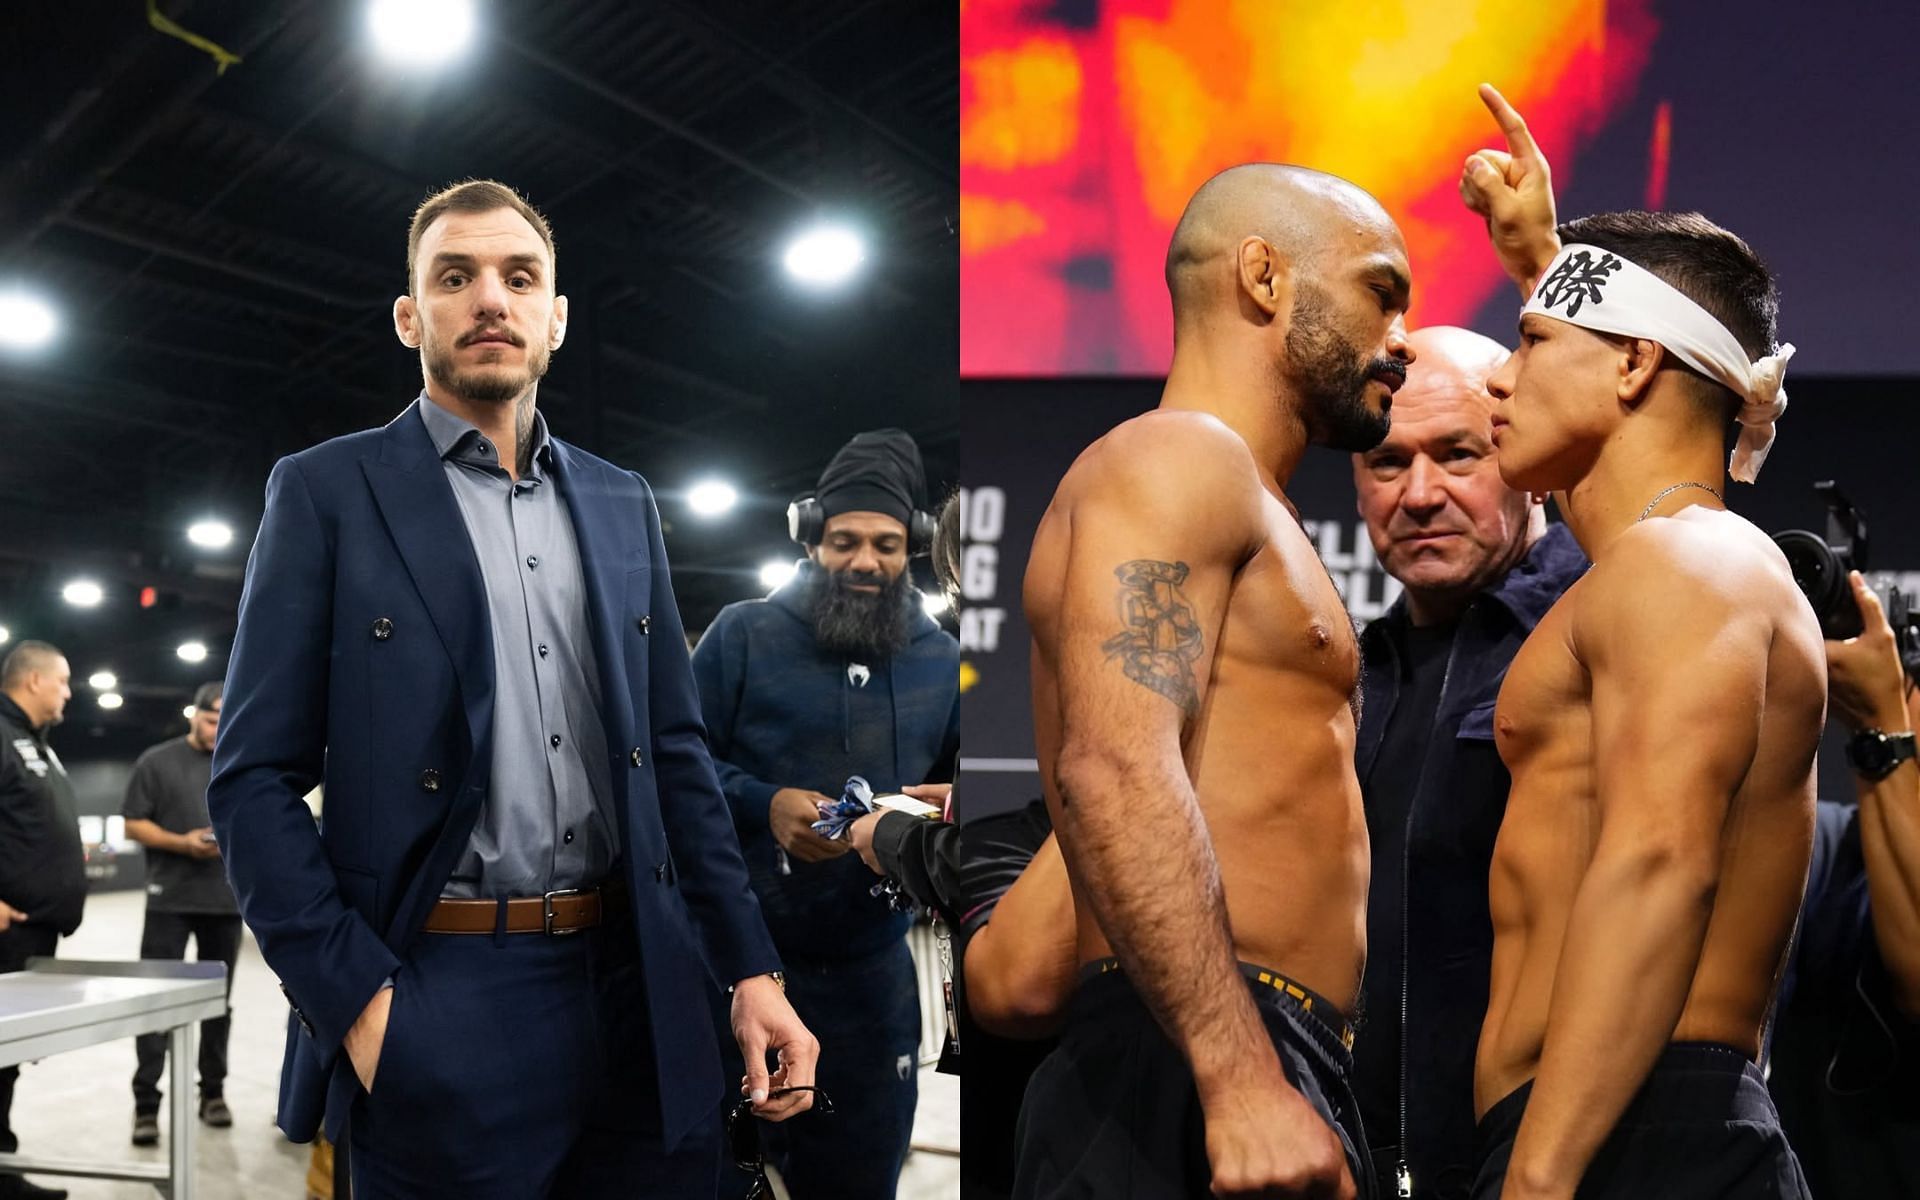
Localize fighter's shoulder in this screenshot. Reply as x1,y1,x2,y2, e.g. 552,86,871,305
1061,410,1263,513
1595,513,1779,592
1581,514,1785,636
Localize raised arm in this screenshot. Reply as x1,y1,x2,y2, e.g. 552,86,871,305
1042,417,1353,1197
1825,571,1920,1017
1460,83,1562,296
1503,531,1773,1198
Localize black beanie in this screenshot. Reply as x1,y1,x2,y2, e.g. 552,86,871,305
815,428,927,527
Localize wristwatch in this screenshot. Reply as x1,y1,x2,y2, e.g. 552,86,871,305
1844,728,1918,781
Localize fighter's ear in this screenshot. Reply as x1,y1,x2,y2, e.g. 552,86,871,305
1237,236,1290,320
1616,337,1664,409
394,295,421,349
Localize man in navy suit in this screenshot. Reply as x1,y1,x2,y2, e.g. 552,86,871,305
209,180,818,1198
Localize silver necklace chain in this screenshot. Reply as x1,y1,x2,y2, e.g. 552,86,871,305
1637,481,1724,523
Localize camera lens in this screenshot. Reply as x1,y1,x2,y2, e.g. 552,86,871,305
1772,530,1862,639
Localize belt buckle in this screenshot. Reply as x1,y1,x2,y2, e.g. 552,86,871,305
543,888,587,936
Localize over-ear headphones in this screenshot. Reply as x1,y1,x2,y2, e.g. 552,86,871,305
787,496,936,557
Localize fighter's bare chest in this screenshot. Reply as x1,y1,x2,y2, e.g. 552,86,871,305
1494,588,1591,772
1216,516,1359,690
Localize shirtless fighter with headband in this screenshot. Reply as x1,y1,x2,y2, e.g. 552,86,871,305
1460,86,1822,1199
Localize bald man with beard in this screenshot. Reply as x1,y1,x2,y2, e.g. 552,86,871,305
1012,164,1413,1200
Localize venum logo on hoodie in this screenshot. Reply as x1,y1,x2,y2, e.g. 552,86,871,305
847,663,871,689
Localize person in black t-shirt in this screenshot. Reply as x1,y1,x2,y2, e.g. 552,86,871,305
1349,326,1587,1199
123,681,241,1146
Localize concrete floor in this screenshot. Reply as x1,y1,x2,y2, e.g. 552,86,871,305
9,889,957,1198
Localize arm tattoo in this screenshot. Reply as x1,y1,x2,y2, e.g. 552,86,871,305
1101,559,1204,716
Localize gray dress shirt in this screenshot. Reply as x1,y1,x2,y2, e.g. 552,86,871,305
418,395,618,898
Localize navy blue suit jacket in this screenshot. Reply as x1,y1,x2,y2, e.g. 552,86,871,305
208,400,780,1148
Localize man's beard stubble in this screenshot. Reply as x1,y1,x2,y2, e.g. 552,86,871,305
1284,285,1396,453
424,327,551,408
809,567,916,662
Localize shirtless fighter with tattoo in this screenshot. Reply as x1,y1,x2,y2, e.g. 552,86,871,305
1012,164,1413,1200
1458,86,1821,1199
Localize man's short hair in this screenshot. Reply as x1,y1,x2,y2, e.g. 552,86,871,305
406,179,557,295
1555,210,1778,414
1,640,64,690
193,681,224,711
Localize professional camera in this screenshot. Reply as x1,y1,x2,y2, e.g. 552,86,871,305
1774,482,1872,639
1883,579,1920,684
1774,484,1920,676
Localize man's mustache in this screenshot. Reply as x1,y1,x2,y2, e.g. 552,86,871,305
458,327,524,348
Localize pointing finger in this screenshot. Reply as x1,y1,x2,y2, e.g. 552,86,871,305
1478,83,1541,166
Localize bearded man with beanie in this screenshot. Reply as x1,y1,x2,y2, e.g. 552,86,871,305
692,428,960,1199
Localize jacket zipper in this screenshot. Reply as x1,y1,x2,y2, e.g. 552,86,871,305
1397,603,1467,1199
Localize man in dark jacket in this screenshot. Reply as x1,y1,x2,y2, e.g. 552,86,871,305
1349,327,1587,1200
0,639,81,1200
693,429,960,1200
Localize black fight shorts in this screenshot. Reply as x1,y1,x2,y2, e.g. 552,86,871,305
1012,959,1373,1200
1470,1042,1809,1199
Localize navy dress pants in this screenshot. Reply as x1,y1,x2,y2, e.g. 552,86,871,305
348,904,723,1200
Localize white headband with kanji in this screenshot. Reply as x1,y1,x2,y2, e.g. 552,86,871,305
1521,242,1795,483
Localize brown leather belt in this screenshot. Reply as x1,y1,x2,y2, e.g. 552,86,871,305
422,887,609,936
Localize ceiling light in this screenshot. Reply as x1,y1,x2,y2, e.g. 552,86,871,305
0,290,59,351
62,579,104,607
187,520,234,549
783,225,866,288
182,705,196,720
176,641,209,664
88,671,117,691
98,692,123,710
688,480,739,518
367,0,476,68
759,560,798,591
0,626,9,645
922,591,951,616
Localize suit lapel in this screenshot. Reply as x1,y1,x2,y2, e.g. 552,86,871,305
549,441,637,752
360,402,495,761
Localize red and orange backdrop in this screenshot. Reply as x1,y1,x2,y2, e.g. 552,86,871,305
960,0,1914,377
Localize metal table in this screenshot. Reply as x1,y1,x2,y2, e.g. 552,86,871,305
0,958,229,1199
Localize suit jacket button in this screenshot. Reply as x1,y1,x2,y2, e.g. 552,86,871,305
372,617,393,640
654,863,667,881
637,615,651,635
629,748,643,767
419,769,441,793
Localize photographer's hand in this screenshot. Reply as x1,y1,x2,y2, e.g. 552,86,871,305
1826,572,1911,732
1829,571,1920,1019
